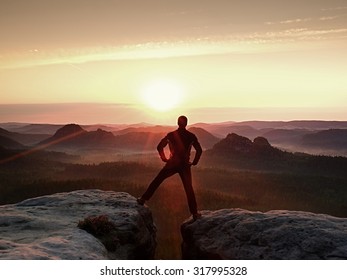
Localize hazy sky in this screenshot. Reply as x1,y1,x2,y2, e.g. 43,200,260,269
0,0,346,124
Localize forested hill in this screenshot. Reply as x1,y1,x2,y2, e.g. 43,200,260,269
203,133,347,177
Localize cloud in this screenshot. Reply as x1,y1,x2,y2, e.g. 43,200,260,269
280,18,312,24
319,16,340,21
1,27,347,70
265,18,312,25
265,11,345,26
321,6,347,11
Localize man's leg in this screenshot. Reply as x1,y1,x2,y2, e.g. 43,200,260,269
179,166,198,217
139,166,177,203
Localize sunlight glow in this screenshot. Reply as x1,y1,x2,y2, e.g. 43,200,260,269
140,79,185,112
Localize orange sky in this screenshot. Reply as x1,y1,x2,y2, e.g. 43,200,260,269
0,0,346,124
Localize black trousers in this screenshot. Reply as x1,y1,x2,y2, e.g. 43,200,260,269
141,163,198,215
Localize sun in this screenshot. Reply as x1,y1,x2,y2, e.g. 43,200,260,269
140,79,184,112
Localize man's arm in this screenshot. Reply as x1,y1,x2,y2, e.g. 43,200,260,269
157,135,168,162
191,138,202,166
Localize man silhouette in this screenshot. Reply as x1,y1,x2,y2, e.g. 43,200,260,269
137,115,203,220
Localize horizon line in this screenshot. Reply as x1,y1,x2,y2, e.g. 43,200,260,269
1,103,347,124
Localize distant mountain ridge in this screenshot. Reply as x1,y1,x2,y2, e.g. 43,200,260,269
302,129,347,150
0,135,25,150
3,121,347,156
5,120,347,136
230,121,347,130
200,121,347,156
113,125,175,135
37,123,219,151
0,127,50,146
5,124,64,135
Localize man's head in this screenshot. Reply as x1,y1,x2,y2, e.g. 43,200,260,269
177,115,188,128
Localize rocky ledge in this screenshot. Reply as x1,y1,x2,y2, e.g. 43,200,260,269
181,209,347,260
0,189,156,259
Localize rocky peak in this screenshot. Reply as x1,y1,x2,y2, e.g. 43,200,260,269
0,190,156,259
92,128,115,138
38,124,117,149
213,133,253,153
210,133,281,158
181,209,347,260
54,124,86,138
253,136,271,147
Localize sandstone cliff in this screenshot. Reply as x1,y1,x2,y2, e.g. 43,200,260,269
0,190,156,259
181,209,347,260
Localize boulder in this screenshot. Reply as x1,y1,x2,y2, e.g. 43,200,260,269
0,189,156,259
181,209,347,259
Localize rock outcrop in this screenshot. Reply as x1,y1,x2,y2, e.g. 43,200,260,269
0,189,156,259
181,209,347,260
209,133,283,158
